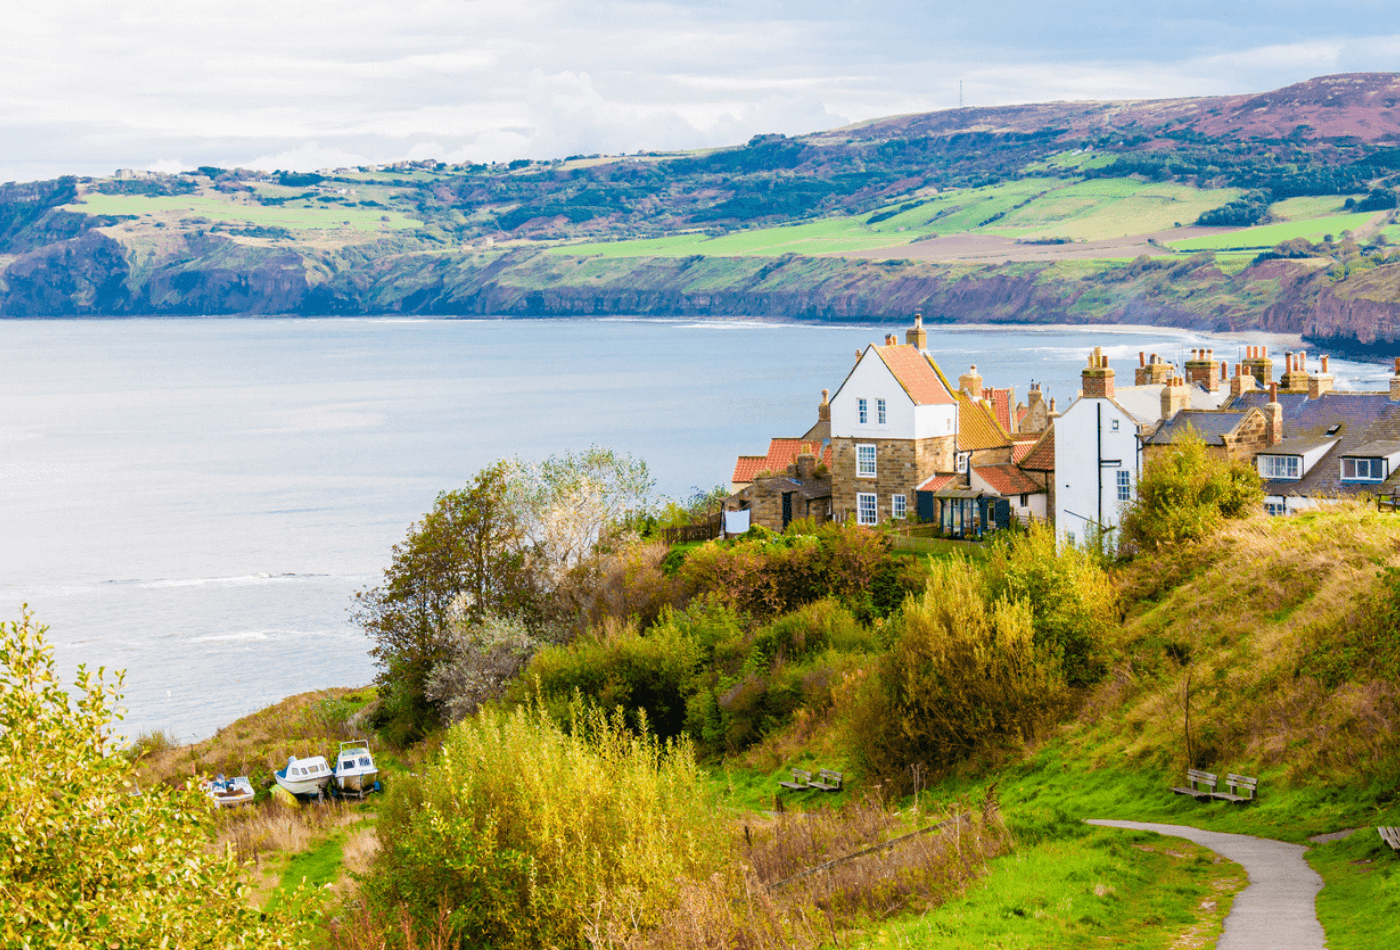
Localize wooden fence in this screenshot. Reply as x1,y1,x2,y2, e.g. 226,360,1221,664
660,513,722,545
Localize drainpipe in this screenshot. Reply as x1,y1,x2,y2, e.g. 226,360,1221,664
1097,402,1103,528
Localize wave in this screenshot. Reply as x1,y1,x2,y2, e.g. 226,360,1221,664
139,572,323,590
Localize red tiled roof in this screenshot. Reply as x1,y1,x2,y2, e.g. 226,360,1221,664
1016,405,1028,425
916,473,958,492
1011,439,1037,464
973,463,1044,496
875,346,956,405
1019,424,1055,471
982,387,1013,434
732,438,830,484
955,392,1011,451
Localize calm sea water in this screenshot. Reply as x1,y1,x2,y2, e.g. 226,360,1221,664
0,317,1387,740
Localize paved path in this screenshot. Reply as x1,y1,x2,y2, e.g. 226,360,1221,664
1086,820,1325,950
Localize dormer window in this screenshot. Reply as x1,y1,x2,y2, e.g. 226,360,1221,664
1342,457,1385,482
877,398,887,425
1259,455,1301,480
858,398,868,424
955,451,969,474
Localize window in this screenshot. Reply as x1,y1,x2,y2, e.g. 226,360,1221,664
1342,457,1385,481
955,451,968,474
858,397,868,424
892,494,907,519
1265,501,1286,517
1259,455,1300,479
877,398,887,425
857,444,877,477
1019,493,1028,507
857,492,878,525
1116,469,1131,502
1111,419,1120,432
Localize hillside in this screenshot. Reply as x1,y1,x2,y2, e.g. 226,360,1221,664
4,73,1400,356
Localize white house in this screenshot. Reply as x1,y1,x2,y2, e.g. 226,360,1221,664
1053,349,1143,546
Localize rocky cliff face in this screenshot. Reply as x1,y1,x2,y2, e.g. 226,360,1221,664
3,232,1399,360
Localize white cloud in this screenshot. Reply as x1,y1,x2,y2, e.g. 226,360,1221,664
1,2,1399,180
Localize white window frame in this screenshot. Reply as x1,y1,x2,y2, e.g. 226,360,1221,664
1342,457,1384,481
1116,469,1131,502
877,398,887,425
1111,419,1120,431
1259,455,1300,480
891,493,907,519
1264,501,1286,517
955,451,968,474
857,443,877,478
858,397,868,424
856,492,878,525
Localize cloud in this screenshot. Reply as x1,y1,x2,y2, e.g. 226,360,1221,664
1,1,1399,180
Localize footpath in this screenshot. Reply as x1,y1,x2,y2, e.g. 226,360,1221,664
1086,819,1325,950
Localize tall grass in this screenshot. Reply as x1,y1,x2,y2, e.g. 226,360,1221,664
362,701,724,949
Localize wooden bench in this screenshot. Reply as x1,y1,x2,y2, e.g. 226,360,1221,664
808,769,843,792
778,768,811,791
1170,769,1218,800
1211,773,1259,804
1378,826,1400,853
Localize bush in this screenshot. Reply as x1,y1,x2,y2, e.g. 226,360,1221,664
1119,433,1263,553
521,618,701,739
362,702,722,949
847,560,1066,782
984,522,1117,687
0,613,314,948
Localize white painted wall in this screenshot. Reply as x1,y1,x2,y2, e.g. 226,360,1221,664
1054,396,1141,546
830,348,957,440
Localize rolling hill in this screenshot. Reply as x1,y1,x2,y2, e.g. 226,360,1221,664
4,73,1400,358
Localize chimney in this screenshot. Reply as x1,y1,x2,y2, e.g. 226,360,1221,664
1185,346,1221,393
905,312,928,350
884,333,898,346
1160,374,1190,419
1391,357,1400,402
796,451,817,480
1308,355,1334,399
1281,350,1310,393
1242,344,1274,386
1265,382,1283,446
1229,362,1256,399
1137,352,1172,386
959,364,984,395
818,388,831,423
1049,397,1059,417
855,349,863,363
1081,347,1115,399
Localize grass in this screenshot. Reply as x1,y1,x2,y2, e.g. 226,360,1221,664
849,827,1244,950
1308,830,1400,949
1168,211,1382,251
68,192,422,232
554,178,1245,260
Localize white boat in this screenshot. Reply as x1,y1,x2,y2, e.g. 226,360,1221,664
275,754,332,798
333,740,379,795
202,774,255,807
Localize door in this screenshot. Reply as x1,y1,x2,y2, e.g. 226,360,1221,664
781,492,793,530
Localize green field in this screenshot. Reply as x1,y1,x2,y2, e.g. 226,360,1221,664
1168,211,1381,251
556,178,1244,259
69,192,423,232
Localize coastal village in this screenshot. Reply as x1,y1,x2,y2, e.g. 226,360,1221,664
726,314,1400,542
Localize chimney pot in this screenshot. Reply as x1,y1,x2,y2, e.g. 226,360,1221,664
1139,351,1146,367
1220,362,1228,381
1321,356,1329,373
1393,357,1400,375
1269,382,1278,402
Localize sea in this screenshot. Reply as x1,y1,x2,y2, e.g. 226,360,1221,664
0,316,1390,742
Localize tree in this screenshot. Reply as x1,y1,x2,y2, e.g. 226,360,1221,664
425,613,543,724
0,612,313,949
355,461,540,740
1119,432,1263,553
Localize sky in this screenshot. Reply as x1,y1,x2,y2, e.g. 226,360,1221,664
2,1,1399,183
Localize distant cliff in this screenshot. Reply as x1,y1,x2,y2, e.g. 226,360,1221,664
5,231,1399,358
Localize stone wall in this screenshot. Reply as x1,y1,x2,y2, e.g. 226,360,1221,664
831,434,955,522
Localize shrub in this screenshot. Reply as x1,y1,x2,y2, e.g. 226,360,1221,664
847,560,1066,782
0,612,314,948
520,618,701,738
984,522,1117,687
426,613,544,724
1119,433,1263,553
362,703,723,949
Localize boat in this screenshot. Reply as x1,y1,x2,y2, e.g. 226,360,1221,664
202,774,255,807
274,754,332,798
333,740,380,796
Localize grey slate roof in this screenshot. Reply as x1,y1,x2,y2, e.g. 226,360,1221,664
765,476,833,500
1146,410,1252,446
1230,390,1400,497
1344,440,1400,458
1258,435,1340,456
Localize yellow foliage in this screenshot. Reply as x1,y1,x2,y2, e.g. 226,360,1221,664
0,612,314,949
